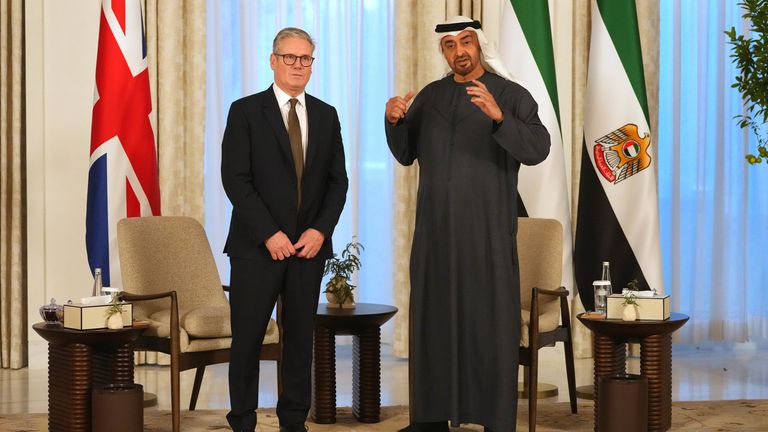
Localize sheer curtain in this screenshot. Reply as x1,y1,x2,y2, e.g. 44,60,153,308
659,0,768,344
205,0,395,335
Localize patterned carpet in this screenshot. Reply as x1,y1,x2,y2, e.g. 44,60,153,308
1,400,766,431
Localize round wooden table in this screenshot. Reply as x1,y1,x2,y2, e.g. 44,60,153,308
312,303,397,424
33,322,147,432
576,313,689,432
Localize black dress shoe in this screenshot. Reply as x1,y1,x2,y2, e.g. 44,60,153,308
279,425,308,432
398,421,450,432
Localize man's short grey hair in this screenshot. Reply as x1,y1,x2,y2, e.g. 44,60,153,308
273,27,315,53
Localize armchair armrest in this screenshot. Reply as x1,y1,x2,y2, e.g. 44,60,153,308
527,287,569,348
120,290,178,302
118,290,181,362
534,286,569,298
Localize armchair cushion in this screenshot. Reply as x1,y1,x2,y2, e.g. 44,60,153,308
144,310,279,353
184,306,232,338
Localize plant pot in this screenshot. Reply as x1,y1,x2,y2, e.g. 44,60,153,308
106,313,124,329
622,304,638,321
325,292,355,309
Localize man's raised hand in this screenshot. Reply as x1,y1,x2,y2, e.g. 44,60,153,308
466,80,503,123
385,91,415,124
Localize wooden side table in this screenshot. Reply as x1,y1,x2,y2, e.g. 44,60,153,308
576,313,689,432
312,303,397,424
32,322,147,432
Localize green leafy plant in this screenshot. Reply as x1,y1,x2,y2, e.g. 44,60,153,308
105,294,124,317
622,290,638,307
626,279,641,291
322,240,364,307
726,0,768,165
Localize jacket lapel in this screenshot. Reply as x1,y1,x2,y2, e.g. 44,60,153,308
262,86,295,172
305,96,321,170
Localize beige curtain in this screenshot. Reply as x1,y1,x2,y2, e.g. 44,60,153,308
392,0,482,358
144,0,206,223
135,0,206,366
392,0,659,359
0,0,28,370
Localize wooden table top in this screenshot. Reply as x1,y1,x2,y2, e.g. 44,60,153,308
577,312,689,340
32,322,148,346
315,303,397,330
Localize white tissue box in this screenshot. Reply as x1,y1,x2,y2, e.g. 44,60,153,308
606,294,670,321
63,303,133,330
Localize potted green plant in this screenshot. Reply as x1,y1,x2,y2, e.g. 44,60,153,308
323,240,364,309
726,0,768,165
621,290,638,321
105,295,125,329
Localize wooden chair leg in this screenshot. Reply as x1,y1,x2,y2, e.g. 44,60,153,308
190,366,206,410
561,294,577,414
277,360,284,395
564,338,578,414
529,350,538,432
522,365,530,395
169,293,181,432
171,353,180,432
529,290,539,432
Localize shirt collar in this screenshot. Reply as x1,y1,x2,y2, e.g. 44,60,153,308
272,83,306,109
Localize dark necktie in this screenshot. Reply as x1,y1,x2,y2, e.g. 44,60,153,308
288,98,304,206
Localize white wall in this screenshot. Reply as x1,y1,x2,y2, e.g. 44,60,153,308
26,0,102,341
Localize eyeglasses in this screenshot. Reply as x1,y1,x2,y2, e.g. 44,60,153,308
274,53,315,67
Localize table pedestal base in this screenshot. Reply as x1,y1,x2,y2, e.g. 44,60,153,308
311,303,397,425
642,334,672,432
48,342,135,432
353,327,382,422
312,326,336,424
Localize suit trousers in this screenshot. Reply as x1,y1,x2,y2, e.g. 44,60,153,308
227,256,324,430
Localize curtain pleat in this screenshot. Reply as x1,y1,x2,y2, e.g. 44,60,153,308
658,0,768,344
144,0,206,223
0,0,28,370
135,0,206,366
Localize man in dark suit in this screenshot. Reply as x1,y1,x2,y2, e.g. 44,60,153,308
221,27,348,432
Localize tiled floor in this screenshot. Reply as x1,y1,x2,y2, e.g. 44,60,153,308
1,338,767,414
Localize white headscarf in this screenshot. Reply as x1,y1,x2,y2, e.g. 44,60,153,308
435,16,518,84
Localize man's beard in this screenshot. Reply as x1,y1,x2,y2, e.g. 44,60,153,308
452,55,475,75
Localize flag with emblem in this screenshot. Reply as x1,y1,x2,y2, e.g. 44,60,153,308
86,0,161,287
574,0,664,309
498,0,575,295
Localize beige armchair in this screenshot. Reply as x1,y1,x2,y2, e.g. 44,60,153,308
117,216,282,432
517,217,577,432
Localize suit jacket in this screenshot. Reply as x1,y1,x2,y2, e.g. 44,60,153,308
221,86,348,261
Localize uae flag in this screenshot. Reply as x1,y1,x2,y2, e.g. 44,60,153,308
86,0,161,287
574,0,664,309
499,1,575,294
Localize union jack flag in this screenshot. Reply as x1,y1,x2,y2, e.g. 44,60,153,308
86,0,161,287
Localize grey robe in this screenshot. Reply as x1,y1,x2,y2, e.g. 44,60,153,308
385,72,550,431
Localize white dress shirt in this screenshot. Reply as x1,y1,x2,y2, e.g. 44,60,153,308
272,83,308,158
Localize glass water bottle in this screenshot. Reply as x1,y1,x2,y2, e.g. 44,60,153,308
601,261,612,293
92,268,103,297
